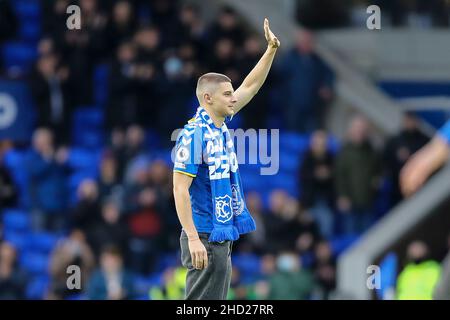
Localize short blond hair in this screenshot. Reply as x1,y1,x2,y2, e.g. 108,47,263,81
196,72,231,102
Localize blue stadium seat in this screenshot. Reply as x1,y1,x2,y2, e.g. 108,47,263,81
20,252,50,275
11,0,41,20
278,151,300,173
67,147,100,172
26,275,49,300
72,108,104,149
279,132,310,154
25,232,61,254
134,275,154,297
3,231,29,251
65,293,87,300
232,253,262,284
93,64,109,107
2,209,31,233
153,253,179,273
19,20,42,43
329,234,360,257
1,42,38,74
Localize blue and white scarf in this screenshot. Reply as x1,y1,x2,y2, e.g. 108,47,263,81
196,106,256,242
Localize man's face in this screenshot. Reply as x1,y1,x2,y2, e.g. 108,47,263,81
209,82,237,118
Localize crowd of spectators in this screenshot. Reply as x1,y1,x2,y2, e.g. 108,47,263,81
0,0,446,300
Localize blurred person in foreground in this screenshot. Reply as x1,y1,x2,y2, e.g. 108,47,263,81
400,120,450,300
396,241,440,300
173,19,280,300
400,119,450,196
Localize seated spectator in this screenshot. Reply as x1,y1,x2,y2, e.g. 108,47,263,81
87,200,129,259
268,251,316,300
28,52,72,146
0,242,27,300
300,130,335,238
26,128,69,231
71,179,102,233
311,240,336,300
0,148,17,210
87,245,136,300
48,229,96,299
396,240,441,300
97,151,122,202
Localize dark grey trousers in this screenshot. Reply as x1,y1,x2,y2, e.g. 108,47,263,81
180,230,233,300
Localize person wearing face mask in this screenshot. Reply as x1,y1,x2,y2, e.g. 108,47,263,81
267,252,315,300
396,241,441,300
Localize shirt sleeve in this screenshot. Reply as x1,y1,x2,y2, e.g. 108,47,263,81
438,120,450,145
173,124,203,177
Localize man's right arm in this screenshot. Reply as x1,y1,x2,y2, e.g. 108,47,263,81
173,172,198,240
173,172,208,270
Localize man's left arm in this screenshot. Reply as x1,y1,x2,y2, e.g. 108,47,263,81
234,18,280,113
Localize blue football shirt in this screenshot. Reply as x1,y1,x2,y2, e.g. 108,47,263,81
438,120,450,144
173,116,231,233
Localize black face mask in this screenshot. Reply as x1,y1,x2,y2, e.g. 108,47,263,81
410,257,427,265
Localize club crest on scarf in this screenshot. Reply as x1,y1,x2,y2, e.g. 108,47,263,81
215,195,233,223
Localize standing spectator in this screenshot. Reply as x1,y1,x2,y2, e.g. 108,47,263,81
207,6,247,48
123,162,162,274
238,35,271,129
300,130,335,238
279,29,334,132
87,245,136,300
335,116,381,235
26,128,69,231
133,27,162,128
105,1,138,55
384,113,429,206
106,41,138,129
28,53,72,145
